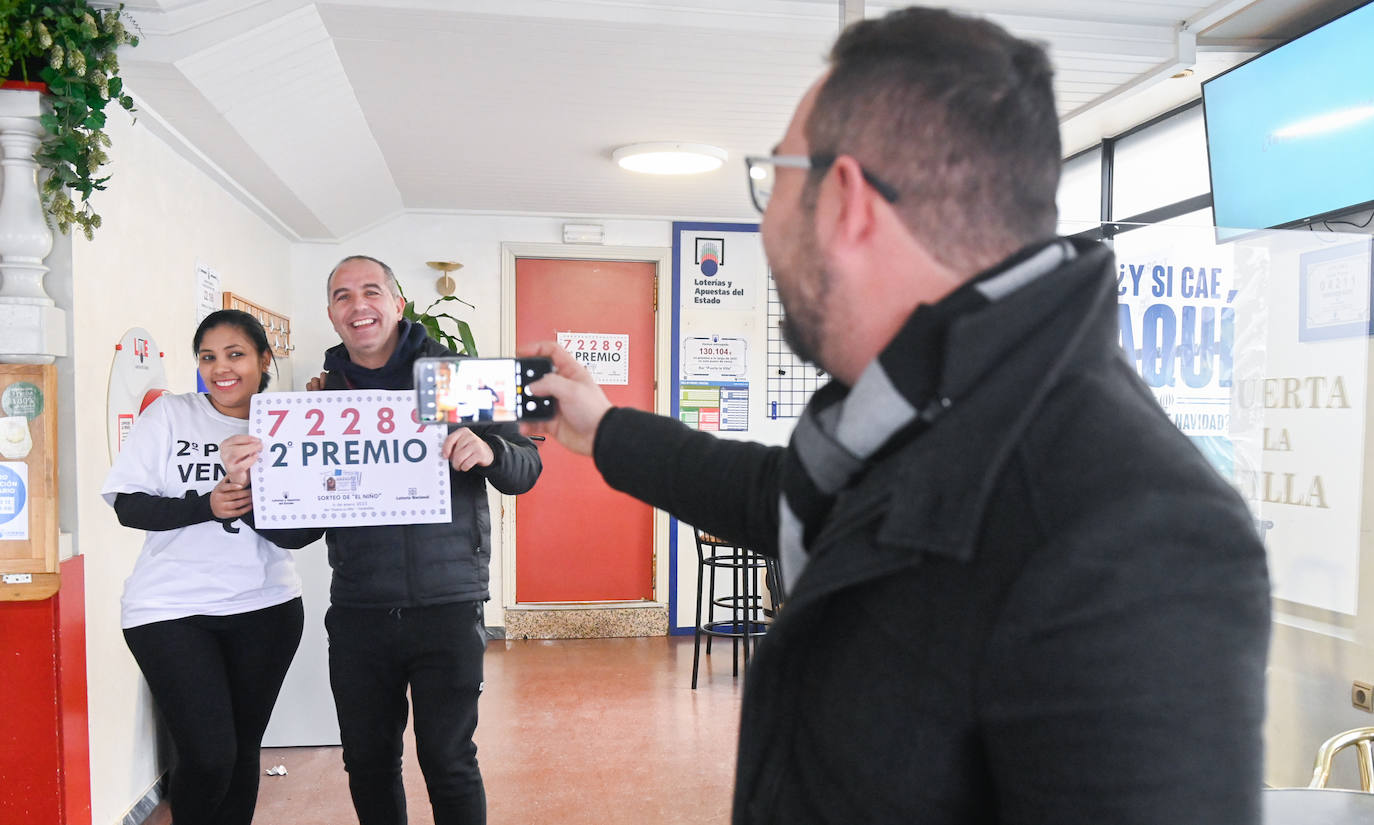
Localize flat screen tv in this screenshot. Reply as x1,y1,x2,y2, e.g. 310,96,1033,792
1202,1,1374,232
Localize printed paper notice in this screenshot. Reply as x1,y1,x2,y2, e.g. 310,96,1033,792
557,332,629,385
682,336,747,381
195,262,221,325
250,392,451,528
680,382,749,431
0,462,29,541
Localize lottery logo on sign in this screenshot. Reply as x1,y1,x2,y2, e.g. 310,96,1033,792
696,237,724,277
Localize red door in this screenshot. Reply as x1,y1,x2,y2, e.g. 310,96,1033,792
515,258,657,602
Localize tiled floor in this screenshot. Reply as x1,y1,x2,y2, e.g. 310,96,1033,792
237,634,745,825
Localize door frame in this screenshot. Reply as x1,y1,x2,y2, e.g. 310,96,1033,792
497,242,673,622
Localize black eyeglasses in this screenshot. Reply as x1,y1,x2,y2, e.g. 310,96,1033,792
744,154,900,213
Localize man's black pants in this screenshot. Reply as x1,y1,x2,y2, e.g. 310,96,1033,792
326,601,487,825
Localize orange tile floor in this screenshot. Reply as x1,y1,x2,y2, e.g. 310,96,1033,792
244,634,746,825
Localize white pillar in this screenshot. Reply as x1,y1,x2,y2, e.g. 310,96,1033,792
0,88,67,364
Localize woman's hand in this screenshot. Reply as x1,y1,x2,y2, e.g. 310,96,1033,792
210,476,253,520
220,434,262,486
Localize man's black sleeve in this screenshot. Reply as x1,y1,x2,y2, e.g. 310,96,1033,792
113,491,215,531
474,421,543,495
592,407,785,556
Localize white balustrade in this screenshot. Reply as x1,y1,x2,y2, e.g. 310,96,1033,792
0,87,67,364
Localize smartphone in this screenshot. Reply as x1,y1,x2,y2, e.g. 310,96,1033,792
414,357,556,424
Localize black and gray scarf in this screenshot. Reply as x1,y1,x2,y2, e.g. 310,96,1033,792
776,240,1075,592
323,319,430,390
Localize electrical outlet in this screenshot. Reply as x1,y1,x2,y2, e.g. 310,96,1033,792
1353,681,1374,712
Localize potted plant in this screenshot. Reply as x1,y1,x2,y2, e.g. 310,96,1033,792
398,280,479,356
0,1,138,240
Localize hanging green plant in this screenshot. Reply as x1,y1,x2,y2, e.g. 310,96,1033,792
397,280,479,357
0,1,139,240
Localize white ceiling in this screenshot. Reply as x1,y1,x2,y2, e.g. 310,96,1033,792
115,0,1366,241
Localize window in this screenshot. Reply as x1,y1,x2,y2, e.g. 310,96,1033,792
1111,105,1209,220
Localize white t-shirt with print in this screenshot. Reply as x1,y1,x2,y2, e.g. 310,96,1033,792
102,392,302,629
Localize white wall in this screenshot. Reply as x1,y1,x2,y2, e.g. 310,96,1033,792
69,109,293,824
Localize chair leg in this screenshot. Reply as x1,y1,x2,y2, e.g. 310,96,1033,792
693,548,707,690
706,551,716,656
742,557,754,667
1358,740,1374,791
730,558,741,673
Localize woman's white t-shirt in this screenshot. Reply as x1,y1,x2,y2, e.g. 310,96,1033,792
101,393,302,629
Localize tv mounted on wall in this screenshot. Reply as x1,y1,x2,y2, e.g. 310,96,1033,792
1202,1,1374,233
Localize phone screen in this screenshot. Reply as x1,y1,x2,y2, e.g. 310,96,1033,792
415,357,553,424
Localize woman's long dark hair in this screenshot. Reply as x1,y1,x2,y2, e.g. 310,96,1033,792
193,309,274,392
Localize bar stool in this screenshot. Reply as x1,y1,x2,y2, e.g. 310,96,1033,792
691,529,777,689
1310,726,1374,790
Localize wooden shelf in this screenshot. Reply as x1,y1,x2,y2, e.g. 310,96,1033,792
223,292,293,358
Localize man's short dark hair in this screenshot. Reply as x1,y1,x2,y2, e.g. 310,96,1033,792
327,254,402,299
807,7,1061,274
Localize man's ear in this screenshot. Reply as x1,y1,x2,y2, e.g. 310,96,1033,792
815,154,877,252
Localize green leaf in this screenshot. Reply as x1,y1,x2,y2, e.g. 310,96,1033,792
434,294,477,311
456,321,477,357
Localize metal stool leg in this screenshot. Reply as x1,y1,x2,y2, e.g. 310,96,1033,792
691,540,707,690
742,552,753,667
705,547,717,656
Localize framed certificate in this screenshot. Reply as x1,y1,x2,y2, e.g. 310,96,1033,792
1298,239,1374,342
250,391,450,527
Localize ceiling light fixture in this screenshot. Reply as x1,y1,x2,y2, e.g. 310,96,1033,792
613,142,728,175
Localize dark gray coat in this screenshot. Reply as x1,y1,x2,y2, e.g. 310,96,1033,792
595,240,1270,824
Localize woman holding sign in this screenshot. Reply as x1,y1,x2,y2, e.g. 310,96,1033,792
102,309,304,825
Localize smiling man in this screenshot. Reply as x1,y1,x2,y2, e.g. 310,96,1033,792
230,254,541,825
520,7,1270,824
317,255,541,825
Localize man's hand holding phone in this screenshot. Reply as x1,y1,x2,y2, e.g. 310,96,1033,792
515,341,613,457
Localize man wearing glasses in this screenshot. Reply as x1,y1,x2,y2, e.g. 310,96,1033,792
524,7,1269,824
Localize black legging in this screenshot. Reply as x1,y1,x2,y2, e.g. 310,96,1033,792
124,598,304,825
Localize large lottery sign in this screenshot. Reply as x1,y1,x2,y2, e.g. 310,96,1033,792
249,391,450,527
